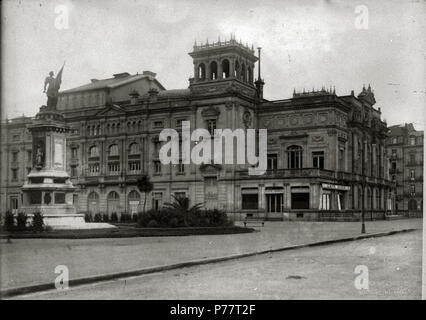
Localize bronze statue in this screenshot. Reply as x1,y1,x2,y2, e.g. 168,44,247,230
43,63,65,109
35,144,44,168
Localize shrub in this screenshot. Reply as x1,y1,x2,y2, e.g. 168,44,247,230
147,219,159,228
132,213,138,223
94,213,102,222
204,209,229,227
31,212,44,232
137,209,159,227
120,213,131,223
110,212,118,222
168,217,179,228
4,211,15,231
84,212,93,222
102,213,109,222
16,212,28,231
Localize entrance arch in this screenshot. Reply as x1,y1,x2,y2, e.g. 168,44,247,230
87,192,99,214
107,191,120,215
128,190,141,215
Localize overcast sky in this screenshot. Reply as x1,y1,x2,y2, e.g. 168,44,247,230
2,0,425,129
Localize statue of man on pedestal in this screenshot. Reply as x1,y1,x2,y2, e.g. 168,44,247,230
43,63,65,110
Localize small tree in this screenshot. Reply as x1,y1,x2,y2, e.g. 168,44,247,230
4,211,15,232
163,195,203,227
32,212,44,232
137,174,153,215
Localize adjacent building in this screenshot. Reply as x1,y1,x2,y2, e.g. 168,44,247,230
1,39,396,220
386,123,423,217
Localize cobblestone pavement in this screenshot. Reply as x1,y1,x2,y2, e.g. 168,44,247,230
1,218,422,291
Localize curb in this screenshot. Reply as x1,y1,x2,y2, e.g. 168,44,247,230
0,228,417,299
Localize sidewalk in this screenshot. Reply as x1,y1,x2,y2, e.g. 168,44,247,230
0,218,422,292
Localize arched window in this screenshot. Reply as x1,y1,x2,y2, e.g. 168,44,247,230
234,60,240,78
210,61,218,80
287,145,303,169
89,145,99,157
128,190,141,215
198,63,206,81
248,66,253,83
107,191,120,215
111,123,116,134
222,59,230,78
241,63,246,82
87,192,99,214
108,144,119,156
129,143,139,155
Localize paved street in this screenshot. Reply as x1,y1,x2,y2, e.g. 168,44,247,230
0,219,422,291
12,229,422,299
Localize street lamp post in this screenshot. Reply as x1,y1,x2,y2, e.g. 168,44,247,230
361,139,366,234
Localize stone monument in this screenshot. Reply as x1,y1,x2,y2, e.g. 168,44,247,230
21,65,114,229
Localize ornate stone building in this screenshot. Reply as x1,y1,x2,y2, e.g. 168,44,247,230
0,39,395,220
386,123,423,217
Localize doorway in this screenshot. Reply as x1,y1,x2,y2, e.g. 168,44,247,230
266,194,283,213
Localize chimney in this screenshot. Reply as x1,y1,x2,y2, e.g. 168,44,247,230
129,89,140,104
148,87,159,102
142,71,157,79
113,72,130,79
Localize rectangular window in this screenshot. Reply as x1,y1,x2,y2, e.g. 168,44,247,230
320,193,330,210
152,192,162,210
174,192,186,199
154,161,162,174
128,161,141,172
312,151,325,169
242,194,259,210
71,166,78,177
11,168,18,180
108,162,120,174
154,121,164,129
12,151,18,163
410,137,416,145
410,169,415,179
10,197,19,211
410,184,415,193
73,194,78,205
409,154,415,164
88,163,100,175
71,148,78,158
267,154,278,171
338,148,345,171
206,119,216,135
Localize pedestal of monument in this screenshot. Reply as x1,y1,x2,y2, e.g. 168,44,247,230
21,106,114,230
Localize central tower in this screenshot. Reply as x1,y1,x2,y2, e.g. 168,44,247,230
189,37,258,89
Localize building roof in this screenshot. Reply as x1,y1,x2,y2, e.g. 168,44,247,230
60,71,165,94
388,123,423,136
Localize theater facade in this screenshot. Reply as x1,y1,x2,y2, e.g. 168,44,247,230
0,39,396,220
